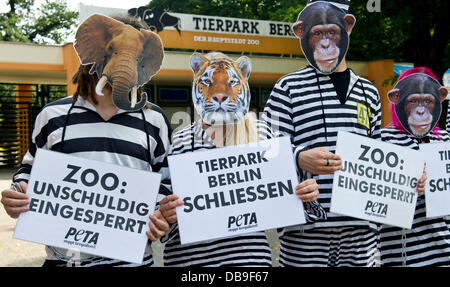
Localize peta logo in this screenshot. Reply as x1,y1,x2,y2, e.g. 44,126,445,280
228,212,258,231
364,200,388,217
64,227,99,246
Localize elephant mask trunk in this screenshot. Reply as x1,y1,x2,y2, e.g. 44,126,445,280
110,70,147,111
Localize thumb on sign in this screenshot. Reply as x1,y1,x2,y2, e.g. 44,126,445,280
416,165,427,196
160,194,185,224
146,210,169,242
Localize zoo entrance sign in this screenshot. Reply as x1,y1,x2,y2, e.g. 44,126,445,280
79,4,302,55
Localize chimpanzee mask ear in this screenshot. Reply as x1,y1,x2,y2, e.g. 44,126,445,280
292,21,304,38
297,2,350,75
343,14,356,35
438,87,448,102
393,73,443,138
387,89,400,104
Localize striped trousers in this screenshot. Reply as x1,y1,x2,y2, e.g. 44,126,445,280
379,208,450,267
279,227,379,267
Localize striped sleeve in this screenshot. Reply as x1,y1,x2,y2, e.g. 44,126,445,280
262,78,308,180
13,98,73,183
144,106,173,205
447,102,450,134
13,110,47,183
159,123,197,243
262,78,295,137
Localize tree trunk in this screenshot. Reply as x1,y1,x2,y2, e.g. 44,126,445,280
409,0,450,129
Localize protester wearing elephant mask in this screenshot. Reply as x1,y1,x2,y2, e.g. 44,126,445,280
74,13,164,111
0,14,172,267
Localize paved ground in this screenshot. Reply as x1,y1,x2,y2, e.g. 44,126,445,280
0,167,280,267
0,168,46,267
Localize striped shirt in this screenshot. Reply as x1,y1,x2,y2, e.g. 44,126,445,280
263,65,382,230
162,120,326,267
447,103,450,134
13,96,172,267
379,127,450,266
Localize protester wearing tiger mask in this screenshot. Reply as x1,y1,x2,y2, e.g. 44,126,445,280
157,51,326,266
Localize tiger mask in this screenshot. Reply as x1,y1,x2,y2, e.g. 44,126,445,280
190,52,251,125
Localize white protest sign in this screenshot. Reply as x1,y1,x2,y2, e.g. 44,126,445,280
14,149,161,264
168,136,306,245
331,131,424,229
421,142,450,218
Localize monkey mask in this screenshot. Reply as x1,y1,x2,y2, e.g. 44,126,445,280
190,52,252,125
292,0,355,75
388,73,448,138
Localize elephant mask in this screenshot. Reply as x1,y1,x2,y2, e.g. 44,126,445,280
74,14,164,111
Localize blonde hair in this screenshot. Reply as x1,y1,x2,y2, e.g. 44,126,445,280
224,113,259,146
203,113,259,147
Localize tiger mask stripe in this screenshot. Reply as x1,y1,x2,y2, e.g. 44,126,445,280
190,52,251,125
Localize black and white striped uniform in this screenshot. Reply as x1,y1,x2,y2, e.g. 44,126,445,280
13,96,172,267
263,65,382,266
446,102,450,134
379,127,450,266
162,120,326,267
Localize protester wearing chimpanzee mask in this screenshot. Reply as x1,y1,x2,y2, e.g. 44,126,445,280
263,0,383,266
379,67,450,267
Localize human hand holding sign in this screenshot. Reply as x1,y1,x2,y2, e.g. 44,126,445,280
146,209,169,242
1,181,29,218
296,179,319,202
298,147,342,175
416,168,427,196
159,194,184,224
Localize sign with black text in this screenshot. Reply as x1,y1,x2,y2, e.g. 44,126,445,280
421,142,450,217
168,137,306,245
14,149,161,264
331,131,424,229
79,5,302,55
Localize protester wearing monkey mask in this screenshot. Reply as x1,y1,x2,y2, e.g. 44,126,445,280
379,67,450,267
156,51,326,267
263,0,383,266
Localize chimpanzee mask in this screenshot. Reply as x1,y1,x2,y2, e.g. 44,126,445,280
292,1,355,74
388,73,448,138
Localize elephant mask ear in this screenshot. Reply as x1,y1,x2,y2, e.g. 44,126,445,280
137,29,164,87
74,14,123,78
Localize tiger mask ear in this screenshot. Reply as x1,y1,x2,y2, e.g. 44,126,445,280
236,56,252,79
190,53,208,75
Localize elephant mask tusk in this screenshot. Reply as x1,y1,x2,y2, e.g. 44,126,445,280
96,76,108,96
131,86,138,108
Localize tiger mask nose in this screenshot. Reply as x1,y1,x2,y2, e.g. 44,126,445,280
212,94,228,103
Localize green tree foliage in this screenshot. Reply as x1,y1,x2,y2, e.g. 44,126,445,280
146,0,304,22
348,0,449,81
0,0,78,44
147,0,449,79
